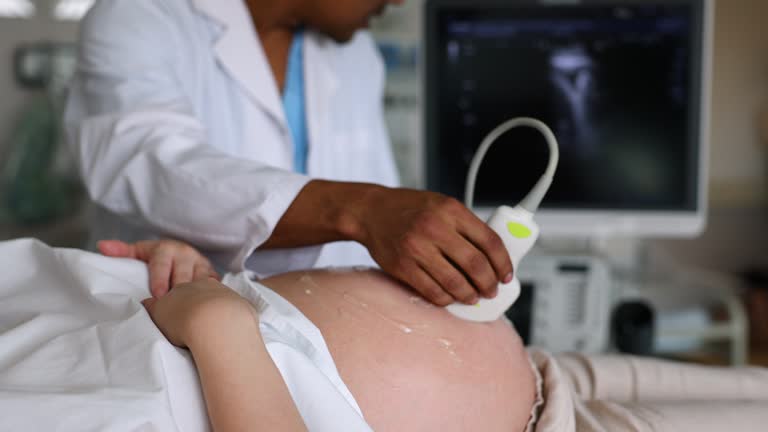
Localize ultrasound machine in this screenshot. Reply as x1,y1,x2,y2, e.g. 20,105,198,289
424,0,713,353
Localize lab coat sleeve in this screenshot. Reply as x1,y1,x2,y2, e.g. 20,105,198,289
64,0,314,273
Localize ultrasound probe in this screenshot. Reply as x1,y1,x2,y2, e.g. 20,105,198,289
446,118,560,322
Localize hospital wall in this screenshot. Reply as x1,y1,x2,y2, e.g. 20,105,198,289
651,0,768,273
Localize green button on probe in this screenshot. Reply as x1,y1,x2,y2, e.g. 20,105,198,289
506,222,532,239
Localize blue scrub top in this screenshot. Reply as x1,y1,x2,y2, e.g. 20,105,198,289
282,30,309,174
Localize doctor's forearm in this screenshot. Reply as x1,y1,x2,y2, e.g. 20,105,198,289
261,180,379,249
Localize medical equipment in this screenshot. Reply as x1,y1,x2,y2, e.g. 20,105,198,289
447,118,559,322
424,0,712,238
511,254,613,353
426,0,714,345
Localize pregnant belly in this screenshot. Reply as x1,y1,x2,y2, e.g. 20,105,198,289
261,269,536,432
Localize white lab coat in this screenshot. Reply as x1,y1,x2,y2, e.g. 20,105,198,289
64,0,399,275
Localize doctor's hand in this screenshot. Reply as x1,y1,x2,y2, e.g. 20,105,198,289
98,239,220,298
356,188,514,307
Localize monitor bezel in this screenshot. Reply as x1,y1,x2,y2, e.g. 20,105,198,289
423,0,712,238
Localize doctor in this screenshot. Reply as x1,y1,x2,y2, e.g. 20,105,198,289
64,0,513,307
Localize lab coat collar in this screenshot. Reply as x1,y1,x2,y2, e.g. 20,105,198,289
191,0,340,135
191,0,286,129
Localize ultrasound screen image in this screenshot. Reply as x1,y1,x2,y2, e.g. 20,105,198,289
428,4,701,211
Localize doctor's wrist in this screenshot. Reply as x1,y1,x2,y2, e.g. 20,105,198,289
334,183,388,246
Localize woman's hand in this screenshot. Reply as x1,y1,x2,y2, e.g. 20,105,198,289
98,239,220,298
141,278,250,348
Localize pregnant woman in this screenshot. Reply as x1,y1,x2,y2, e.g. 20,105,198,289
101,239,538,432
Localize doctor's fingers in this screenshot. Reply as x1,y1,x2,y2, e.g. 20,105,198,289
398,262,454,307
455,215,514,284
440,235,499,299
421,252,482,305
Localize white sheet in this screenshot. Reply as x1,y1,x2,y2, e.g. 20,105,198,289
0,238,208,431
0,239,371,431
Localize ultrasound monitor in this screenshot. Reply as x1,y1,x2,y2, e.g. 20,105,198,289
424,0,713,237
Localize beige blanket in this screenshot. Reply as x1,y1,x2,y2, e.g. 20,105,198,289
530,350,768,432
